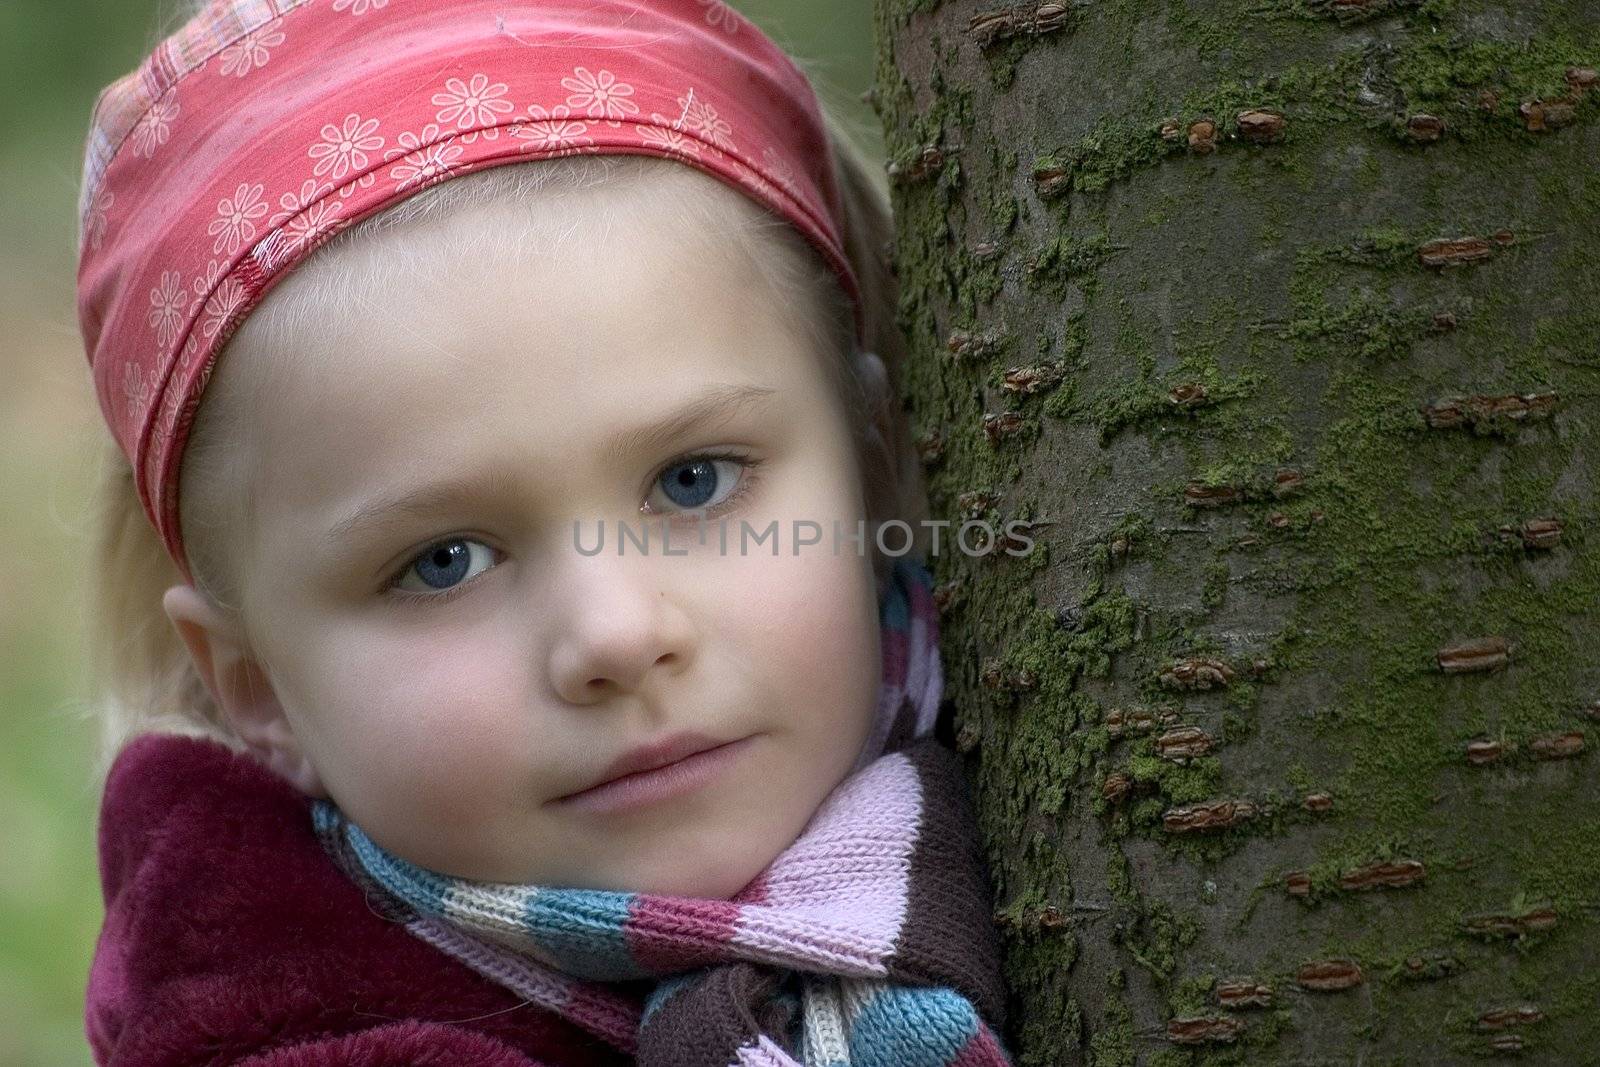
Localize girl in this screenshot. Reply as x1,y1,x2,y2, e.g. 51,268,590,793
76,1,1013,1064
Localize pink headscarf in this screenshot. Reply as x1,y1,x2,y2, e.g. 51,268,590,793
76,0,864,585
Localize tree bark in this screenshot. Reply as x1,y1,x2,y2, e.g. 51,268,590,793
872,1,1600,1062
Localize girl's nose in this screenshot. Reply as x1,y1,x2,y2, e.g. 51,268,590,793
545,550,696,706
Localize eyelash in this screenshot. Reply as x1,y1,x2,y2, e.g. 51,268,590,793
381,450,763,606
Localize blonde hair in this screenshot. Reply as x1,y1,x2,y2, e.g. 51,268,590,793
82,96,929,786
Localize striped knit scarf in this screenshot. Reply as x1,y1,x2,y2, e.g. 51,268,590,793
312,558,1012,1066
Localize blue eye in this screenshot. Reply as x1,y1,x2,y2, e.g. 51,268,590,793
388,538,496,598
381,452,760,605
647,454,751,515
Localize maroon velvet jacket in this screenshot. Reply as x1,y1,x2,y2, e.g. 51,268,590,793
86,732,639,1066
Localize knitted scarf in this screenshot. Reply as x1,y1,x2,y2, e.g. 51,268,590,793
312,558,1012,1066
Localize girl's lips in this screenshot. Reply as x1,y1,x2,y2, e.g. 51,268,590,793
550,735,755,814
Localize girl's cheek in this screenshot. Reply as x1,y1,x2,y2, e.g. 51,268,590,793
723,542,876,688
318,638,534,803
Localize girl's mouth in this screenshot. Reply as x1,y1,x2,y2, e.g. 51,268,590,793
550,735,755,814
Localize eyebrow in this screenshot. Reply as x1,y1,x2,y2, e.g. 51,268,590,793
328,381,780,541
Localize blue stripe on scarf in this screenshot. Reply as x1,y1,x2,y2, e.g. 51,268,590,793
524,888,641,978
881,560,913,630
314,805,460,913
847,986,981,1067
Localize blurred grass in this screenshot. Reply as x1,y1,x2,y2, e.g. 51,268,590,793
0,2,881,1065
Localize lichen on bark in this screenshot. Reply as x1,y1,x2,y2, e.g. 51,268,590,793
877,0,1600,1061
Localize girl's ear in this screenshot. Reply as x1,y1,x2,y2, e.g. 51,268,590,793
161,584,328,798
852,348,894,446
851,348,898,501
853,349,901,595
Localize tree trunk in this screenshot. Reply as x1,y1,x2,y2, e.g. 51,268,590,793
872,1,1600,1062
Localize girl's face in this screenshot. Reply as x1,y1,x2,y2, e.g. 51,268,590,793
200,188,884,899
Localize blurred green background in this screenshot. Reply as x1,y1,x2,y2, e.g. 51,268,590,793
0,3,881,1063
